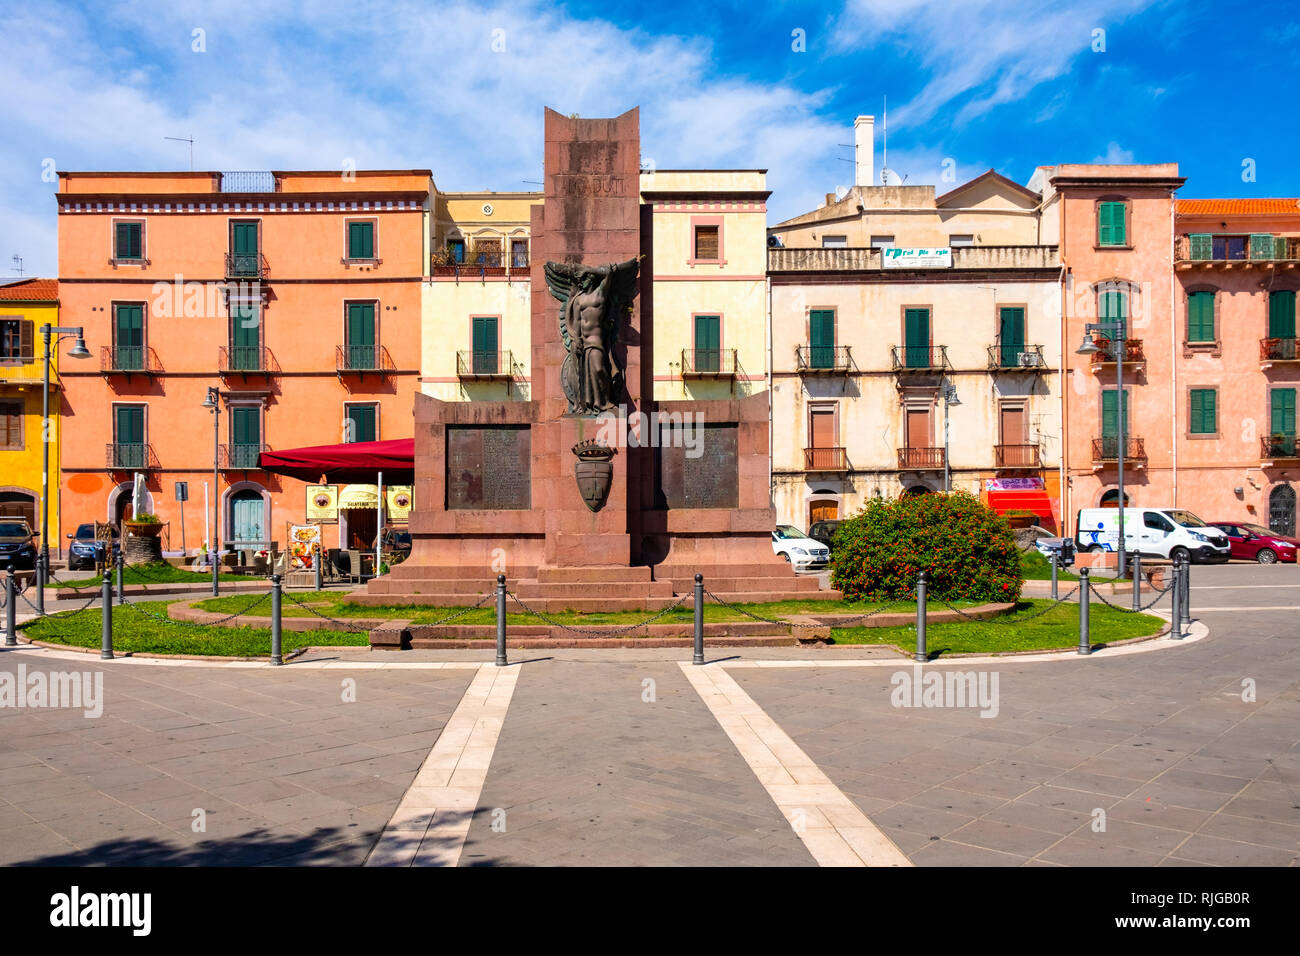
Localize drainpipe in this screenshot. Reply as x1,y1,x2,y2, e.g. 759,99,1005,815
1058,261,1068,536
766,273,774,511
1170,194,1178,508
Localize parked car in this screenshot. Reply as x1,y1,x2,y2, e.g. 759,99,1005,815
0,520,38,570
772,525,830,570
1209,522,1299,564
807,519,843,553
1075,507,1230,564
66,523,120,571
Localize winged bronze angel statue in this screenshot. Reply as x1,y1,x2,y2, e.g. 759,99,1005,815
544,258,640,414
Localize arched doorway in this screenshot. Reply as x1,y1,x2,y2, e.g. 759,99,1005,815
808,497,839,526
1099,489,1130,508
903,485,933,497
1270,484,1296,536
0,489,36,528
228,488,267,543
108,481,153,525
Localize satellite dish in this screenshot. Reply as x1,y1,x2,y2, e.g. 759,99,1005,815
880,167,904,186
833,185,850,201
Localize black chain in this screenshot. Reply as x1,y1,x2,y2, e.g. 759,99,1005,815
120,590,271,628
284,589,495,633
1090,585,1173,614
938,588,1079,623
701,587,906,629
506,590,692,636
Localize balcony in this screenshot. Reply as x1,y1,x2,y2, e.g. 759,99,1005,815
99,345,161,377
220,443,268,470
796,345,852,374
890,345,949,373
225,251,268,281
803,446,847,472
456,349,516,380
767,245,1060,273
1261,435,1299,464
995,444,1041,469
105,443,159,471
897,446,945,470
1091,437,1147,465
681,348,738,378
219,345,280,378
1089,338,1145,367
336,344,396,377
1175,234,1299,267
1260,337,1299,367
432,250,529,279
987,344,1048,371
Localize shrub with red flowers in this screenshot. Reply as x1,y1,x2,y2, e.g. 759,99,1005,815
830,492,1023,603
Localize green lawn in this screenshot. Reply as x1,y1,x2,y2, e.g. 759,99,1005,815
52,563,253,589
830,599,1164,654
20,601,363,657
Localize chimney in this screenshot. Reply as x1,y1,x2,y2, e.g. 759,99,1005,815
854,115,874,187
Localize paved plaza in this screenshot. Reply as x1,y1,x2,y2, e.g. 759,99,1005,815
1,563,1297,866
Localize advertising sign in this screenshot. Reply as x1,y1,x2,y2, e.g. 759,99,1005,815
881,247,953,269
386,486,413,522
306,484,339,523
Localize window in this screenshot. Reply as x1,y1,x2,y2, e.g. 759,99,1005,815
345,302,376,369
1189,388,1217,435
229,406,261,467
470,238,502,266
1269,290,1296,340
998,307,1026,367
346,220,376,260
1187,291,1215,343
694,225,720,261
1098,285,1129,340
113,303,144,370
511,239,529,268
1097,201,1127,247
0,400,22,450
471,315,498,374
113,406,146,468
1144,512,1175,533
1101,389,1129,457
870,235,895,249
903,307,930,368
229,221,260,277
949,235,974,247
0,317,33,366
447,239,465,263
114,221,144,261
820,235,847,248
694,314,720,372
345,404,377,443
229,299,261,370
1213,235,1247,260
1271,388,1297,456
809,309,835,368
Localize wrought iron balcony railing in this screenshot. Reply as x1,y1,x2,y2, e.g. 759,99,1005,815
456,349,516,379
335,344,396,374
803,447,847,471
1176,234,1298,263
890,345,950,372
681,348,738,377
225,251,268,280
1091,437,1147,462
1262,435,1299,460
987,343,1047,370
105,442,160,470
995,444,1041,468
219,345,280,375
1090,338,1144,365
1260,337,1299,363
99,345,161,375
897,446,945,469
796,345,852,373
220,443,268,470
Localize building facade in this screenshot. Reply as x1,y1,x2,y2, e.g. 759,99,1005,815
56,170,431,556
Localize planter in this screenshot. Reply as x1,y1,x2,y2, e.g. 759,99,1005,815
124,521,163,538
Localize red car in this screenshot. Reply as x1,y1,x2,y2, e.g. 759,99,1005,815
1209,522,1299,564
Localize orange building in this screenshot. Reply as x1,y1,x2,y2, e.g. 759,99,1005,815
56,169,431,558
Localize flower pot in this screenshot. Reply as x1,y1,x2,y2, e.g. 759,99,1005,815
124,521,163,538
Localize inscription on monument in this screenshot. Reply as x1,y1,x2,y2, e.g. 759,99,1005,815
659,423,739,509
446,425,531,510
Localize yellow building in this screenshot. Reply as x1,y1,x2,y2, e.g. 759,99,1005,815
0,279,62,544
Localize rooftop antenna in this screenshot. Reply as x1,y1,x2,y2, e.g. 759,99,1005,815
164,135,194,170
10,255,23,277
881,96,887,183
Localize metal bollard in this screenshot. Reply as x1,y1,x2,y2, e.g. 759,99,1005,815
693,573,705,665
4,566,15,646
314,547,322,592
1181,557,1192,635
914,571,928,663
35,554,44,616
115,551,125,606
270,574,283,665
1077,567,1091,656
495,574,508,667
100,569,114,660
1131,552,1142,612
1050,552,1059,601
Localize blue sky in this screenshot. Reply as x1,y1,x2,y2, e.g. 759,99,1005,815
1,0,1295,277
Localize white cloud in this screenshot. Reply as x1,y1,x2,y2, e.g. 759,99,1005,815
1091,141,1135,164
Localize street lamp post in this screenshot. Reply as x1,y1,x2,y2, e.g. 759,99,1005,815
202,387,221,597
1076,322,1127,578
38,324,90,614
942,381,961,492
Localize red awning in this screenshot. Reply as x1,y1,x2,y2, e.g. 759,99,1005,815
257,438,415,483
987,489,1055,520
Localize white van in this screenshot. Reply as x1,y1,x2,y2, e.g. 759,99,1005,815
1075,507,1231,564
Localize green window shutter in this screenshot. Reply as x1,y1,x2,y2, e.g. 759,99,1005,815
471,316,498,374
1189,234,1212,260
232,222,258,255
114,304,144,370
694,315,720,372
1250,233,1277,260
115,222,141,259
1187,291,1214,343
231,407,259,445
809,309,835,368
1273,388,1297,436
346,302,376,368
115,406,143,445
348,221,374,259
1190,389,1217,434
904,308,930,367
999,307,1025,366
347,406,376,443
1269,291,1297,339
1099,202,1126,246
231,301,260,369
1100,288,1128,340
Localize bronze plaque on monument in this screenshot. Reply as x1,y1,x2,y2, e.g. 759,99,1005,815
446,425,531,510
659,423,739,509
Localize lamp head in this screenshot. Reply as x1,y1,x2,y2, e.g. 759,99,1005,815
1075,333,1101,355
66,331,91,360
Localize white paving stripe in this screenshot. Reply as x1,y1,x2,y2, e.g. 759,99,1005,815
365,663,520,867
679,662,911,867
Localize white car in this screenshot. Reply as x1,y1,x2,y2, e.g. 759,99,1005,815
772,525,830,570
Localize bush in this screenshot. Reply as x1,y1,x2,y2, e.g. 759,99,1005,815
830,492,1023,603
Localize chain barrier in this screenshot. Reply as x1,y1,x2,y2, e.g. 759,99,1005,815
283,589,495,633
120,590,271,628
701,587,909,630
506,589,692,636
1090,584,1174,614
935,587,1080,624
407,592,497,629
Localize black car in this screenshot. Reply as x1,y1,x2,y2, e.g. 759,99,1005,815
0,520,38,570
66,523,120,571
808,519,843,552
